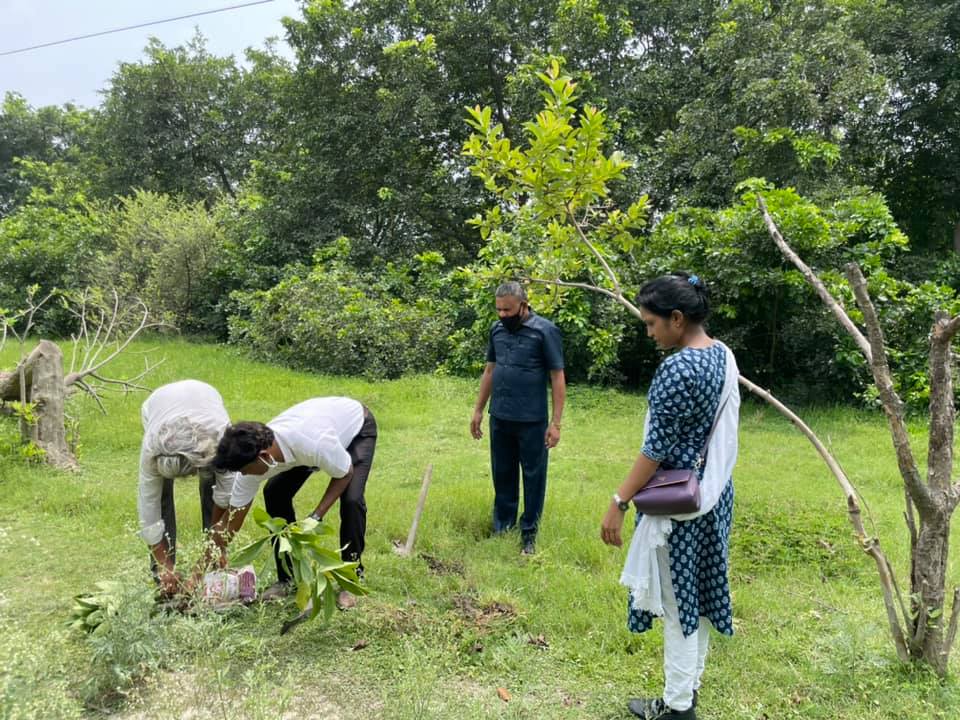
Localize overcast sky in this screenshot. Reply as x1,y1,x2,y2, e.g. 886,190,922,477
0,0,302,109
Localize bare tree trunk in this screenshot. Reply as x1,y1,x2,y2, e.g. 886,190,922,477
0,356,32,401
912,514,951,670
1,340,76,470
2,292,162,470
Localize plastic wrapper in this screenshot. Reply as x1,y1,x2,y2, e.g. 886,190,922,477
202,565,257,604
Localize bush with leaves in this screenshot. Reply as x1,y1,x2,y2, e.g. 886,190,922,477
66,567,241,710
103,191,229,337
647,179,957,406
228,239,456,380
69,578,180,707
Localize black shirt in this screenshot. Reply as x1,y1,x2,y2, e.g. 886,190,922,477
485,310,564,422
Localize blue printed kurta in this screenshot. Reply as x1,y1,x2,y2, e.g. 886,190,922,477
628,344,735,638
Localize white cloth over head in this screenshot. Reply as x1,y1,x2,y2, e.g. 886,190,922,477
138,379,233,545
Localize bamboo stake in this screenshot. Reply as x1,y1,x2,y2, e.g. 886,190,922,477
395,464,434,557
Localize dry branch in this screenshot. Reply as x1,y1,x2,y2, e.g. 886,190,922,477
63,294,163,389
758,197,960,672
756,195,872,362
395,464,434,557
566,202,623,297
2,290,164,470
529,276,643,317
737,374,911,660
845,264,932,514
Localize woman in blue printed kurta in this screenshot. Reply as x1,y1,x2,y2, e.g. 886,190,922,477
600,273,738,720
629,346,733,638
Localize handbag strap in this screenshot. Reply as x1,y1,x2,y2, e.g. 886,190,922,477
694,374,732,469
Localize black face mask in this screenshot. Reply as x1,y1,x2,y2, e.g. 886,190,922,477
501,309,525,332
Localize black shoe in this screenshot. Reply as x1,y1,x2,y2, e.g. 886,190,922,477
627,697,696,719
521,539,536,555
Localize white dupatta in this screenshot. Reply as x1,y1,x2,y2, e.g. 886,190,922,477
620,341,740,615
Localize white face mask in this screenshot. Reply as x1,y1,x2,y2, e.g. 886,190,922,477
259,452,279,470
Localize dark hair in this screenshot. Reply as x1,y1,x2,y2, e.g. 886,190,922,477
636,272,711,324
213,422,275,471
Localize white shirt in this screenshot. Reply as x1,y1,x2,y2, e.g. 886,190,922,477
229,397,365,508
138,380,233,546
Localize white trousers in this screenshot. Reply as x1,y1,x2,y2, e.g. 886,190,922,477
657,546,710,712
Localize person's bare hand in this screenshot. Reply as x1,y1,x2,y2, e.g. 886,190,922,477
157,569,184,598
470,410,484,440
600,503,626,547
545,424,560,448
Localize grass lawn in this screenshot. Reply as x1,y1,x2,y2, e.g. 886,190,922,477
1,338,959,719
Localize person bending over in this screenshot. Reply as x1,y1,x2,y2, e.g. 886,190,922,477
210,397,377,606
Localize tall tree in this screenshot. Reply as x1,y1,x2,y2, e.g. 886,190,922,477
864,0,960,252
0,93,94,217
638,0,892,211
95,33,257,204
241,0,637,270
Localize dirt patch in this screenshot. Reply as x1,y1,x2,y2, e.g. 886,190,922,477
419,552,465,576
452,593,517,628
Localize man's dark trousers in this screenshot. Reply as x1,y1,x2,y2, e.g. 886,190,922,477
490,415,548,542
151,473,215,578
264,410,378,582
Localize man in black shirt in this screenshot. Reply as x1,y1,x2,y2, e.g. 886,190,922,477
470,281,566,554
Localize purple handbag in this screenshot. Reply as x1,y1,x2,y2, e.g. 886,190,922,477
632,468,700,515
631,388,730,515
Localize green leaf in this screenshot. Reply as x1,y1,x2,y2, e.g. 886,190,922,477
264,516,289,534
251,507,271,526
323,577,337,621
330,567,368,596
311,576,328,620
299,515,320,532
299,557,315,586
295,578,311,610
231,536,269,567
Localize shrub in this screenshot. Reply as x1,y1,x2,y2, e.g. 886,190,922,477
228,239,456,380
104,191,228,336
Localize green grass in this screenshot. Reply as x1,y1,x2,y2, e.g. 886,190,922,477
1,338,959,719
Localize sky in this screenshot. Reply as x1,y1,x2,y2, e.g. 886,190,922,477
0,0,303,109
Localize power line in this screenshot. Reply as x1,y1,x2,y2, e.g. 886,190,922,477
0,0,277,57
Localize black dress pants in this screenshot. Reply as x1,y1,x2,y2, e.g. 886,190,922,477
264,410,378,582
489,416,548,542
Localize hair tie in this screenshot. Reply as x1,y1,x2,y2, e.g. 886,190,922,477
688,274,700,286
